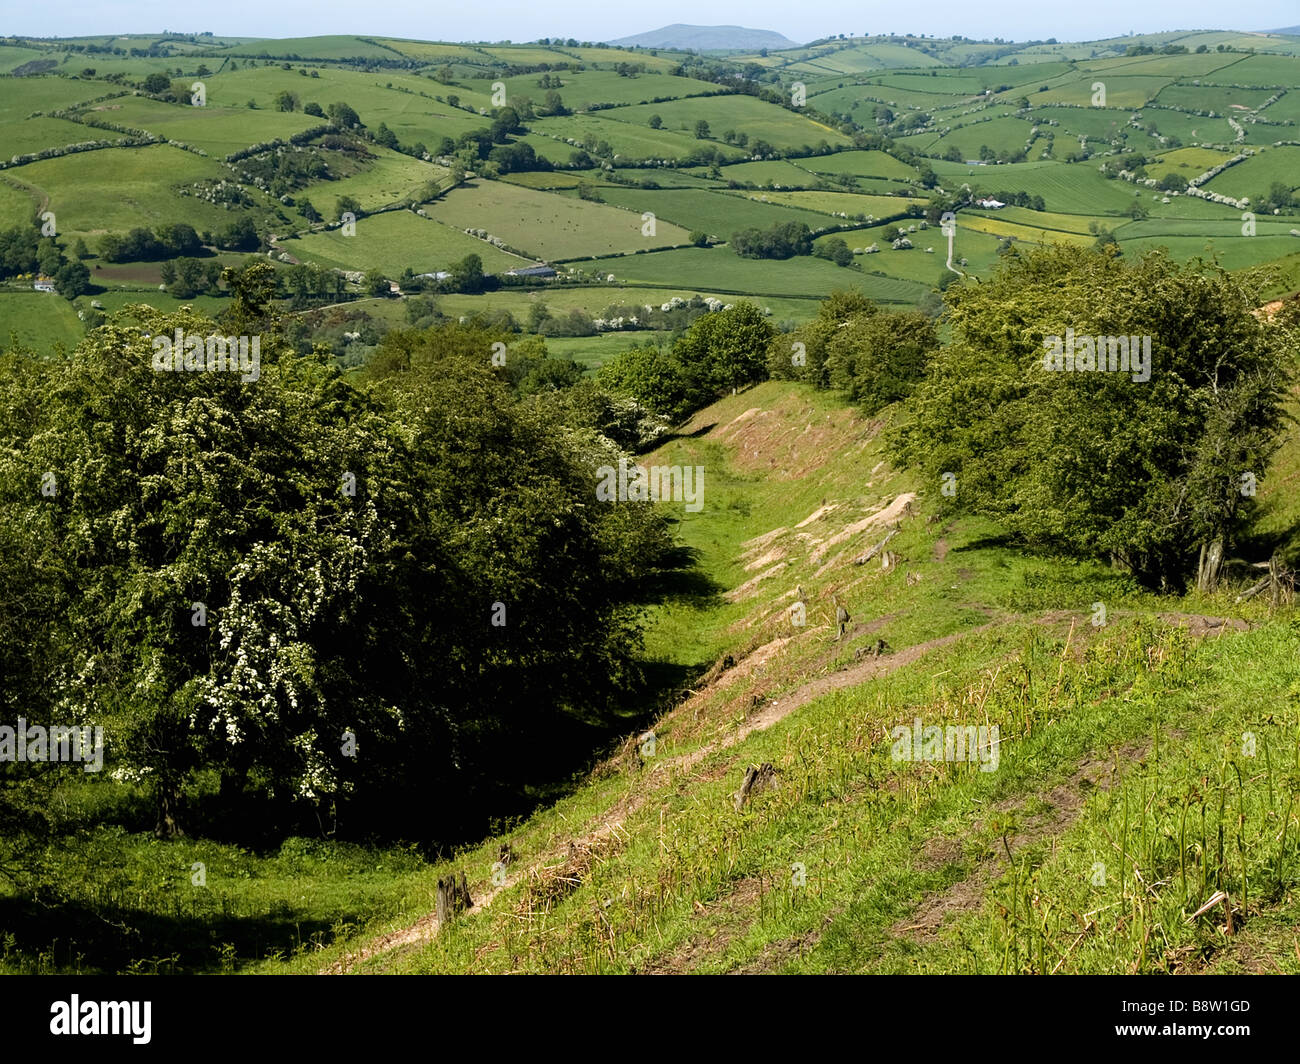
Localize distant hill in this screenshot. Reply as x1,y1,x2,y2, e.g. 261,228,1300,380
1270,25,1300,35
607,24,801,52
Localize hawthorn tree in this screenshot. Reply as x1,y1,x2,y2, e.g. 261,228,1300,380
895,245,1297,591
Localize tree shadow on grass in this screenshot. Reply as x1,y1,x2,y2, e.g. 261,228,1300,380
649,421,716,449
0,894,336,974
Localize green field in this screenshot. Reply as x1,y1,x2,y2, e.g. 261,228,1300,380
422,179,694,260
593,186,845,237
0,115,99,157
288,210,531,274
749,189,923,220
609,95,853,151
528,113,740,164
801,150,919,181
610,244,932,303
0,31,1296,347
304,148,448,213
490,70,725,112
1145,146,1238,183
10,145,238,237
711,160,823,187
0,289,85,352
96,95,320,155
1204,147,1300,200
932,159,1141,215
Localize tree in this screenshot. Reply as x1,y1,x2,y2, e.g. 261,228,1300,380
99,227,164,262
274,90,300,112
598,344,696,422
766,289,872,386
1257,182,1296,213
216,217,259,252
895,245,1296,591
694,119,711,139
673,301,774,397
327,101,362,129
156,223,201,257
824,309,937,411
143,72,171,94
1,296,676,844
448,253,484,294
488,107,521,143
731,221,813,260
815,236,854,267
303,101,325,117
53,260,90,298
648,114,662,129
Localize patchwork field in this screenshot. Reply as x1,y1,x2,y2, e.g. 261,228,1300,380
609,245,932,303
0,29,1295,354
609,95,853,150
10,145,240,237
422,180,694,260
1204,147,1300,200
593,186,847,235
288,210,531,274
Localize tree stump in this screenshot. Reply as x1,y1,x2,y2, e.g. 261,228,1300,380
436,871,472,925
734,762,780,812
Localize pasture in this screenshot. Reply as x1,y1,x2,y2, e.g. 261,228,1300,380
1204,147,1300,199
288,210,529,274
609,245,932,304
11,145,241,237
609,95,853,151
422,179,693,261
593,186,843,236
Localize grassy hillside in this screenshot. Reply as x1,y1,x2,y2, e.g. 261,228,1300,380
245,379,1299,976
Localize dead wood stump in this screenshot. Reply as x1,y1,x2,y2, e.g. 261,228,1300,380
436,871,472,925
734,762,780,812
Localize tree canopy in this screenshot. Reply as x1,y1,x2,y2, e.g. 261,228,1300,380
894,245,1297,590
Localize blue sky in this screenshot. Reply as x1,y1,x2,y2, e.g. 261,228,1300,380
6,0,1297,45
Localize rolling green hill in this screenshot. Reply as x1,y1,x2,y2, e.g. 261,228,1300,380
0,29,1297,363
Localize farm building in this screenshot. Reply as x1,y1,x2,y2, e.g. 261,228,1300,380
506,265,557,279
33,277,56,293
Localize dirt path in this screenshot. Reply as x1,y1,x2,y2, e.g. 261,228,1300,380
891,738,1151,943
319,616,1015,974
319,608,1248,974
